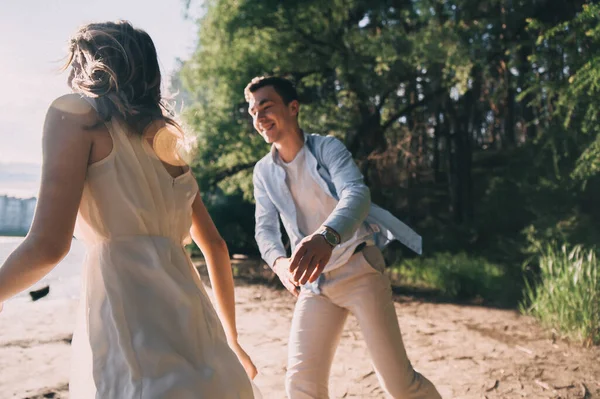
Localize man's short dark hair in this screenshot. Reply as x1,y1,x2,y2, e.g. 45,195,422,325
244,76,298,104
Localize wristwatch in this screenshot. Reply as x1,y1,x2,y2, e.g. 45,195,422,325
318,226,341,247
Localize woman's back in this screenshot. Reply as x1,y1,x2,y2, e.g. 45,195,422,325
70,113,254,398
75,114,197,245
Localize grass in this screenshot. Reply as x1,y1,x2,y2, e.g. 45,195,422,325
520,244,599,346
389,252,519,306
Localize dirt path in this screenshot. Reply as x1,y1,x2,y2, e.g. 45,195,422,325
2,272,599,399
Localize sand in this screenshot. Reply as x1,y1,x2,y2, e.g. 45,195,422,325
0,244,598,398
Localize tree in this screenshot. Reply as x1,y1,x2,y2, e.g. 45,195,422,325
179,0,599,260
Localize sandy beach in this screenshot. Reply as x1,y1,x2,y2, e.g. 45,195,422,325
1,238,599,399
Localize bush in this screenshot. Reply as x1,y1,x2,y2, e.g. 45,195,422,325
521,244,600,346
390,252,518,305
187,189,259,257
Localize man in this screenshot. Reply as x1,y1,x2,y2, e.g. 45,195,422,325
247,76,441,399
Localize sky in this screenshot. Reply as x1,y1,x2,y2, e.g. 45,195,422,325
0,0,200,172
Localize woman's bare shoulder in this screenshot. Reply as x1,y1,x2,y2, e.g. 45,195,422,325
47,94,102,129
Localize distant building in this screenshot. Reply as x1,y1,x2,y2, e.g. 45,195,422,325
0,195,36,236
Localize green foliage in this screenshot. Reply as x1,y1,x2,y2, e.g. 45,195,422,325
180,0,476,196
523,3,600,182
521,244,600,346
471,143,599,265
391,252,516,305
188,188,258,257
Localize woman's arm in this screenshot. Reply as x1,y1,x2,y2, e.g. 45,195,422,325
189,192,257,379
0,95,94,306
190,192,238,342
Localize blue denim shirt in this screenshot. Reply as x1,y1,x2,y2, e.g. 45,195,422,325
253,133,422,270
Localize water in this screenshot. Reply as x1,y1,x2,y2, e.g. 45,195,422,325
0,236,85,302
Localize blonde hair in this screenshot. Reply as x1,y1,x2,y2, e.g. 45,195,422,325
64,20,178,132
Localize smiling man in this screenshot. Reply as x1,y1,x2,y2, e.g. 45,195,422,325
246,76,441,399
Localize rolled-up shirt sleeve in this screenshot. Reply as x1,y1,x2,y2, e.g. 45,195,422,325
320,137,371,242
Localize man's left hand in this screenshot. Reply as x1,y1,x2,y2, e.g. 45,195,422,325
289,234,333,285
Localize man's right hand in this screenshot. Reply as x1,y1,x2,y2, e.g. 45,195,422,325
273,257,299,297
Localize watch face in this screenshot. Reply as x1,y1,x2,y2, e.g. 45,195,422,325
324,230,339,245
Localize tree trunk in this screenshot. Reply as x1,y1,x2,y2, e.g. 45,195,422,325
434,110,442,184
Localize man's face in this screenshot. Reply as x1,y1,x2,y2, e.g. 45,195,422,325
248,85,298,144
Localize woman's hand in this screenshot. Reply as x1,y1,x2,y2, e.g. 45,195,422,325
230,341,258,380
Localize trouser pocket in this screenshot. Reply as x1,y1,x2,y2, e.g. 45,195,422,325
360,246,386,274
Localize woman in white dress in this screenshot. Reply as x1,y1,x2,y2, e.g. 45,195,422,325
0,21,259,398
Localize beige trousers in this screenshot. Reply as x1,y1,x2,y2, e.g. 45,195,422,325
285,246,442,399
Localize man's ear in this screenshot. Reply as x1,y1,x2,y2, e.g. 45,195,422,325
289,100,300,117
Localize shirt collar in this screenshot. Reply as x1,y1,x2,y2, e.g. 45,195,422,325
270,130,308,163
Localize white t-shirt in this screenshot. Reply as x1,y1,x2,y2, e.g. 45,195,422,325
279,146,371,272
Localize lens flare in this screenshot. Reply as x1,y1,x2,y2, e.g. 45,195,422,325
151,124,196,167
